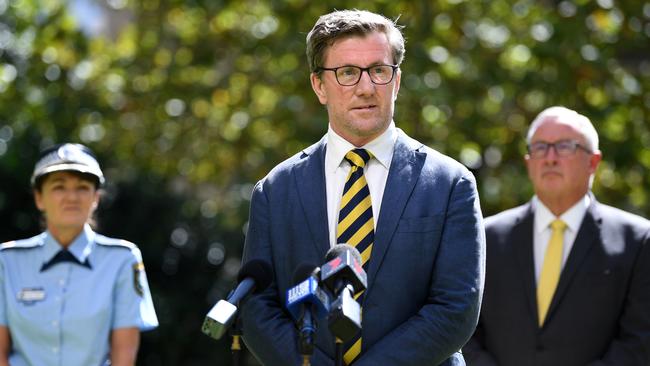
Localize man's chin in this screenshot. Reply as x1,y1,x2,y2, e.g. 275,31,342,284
538,174,564,186
348,117,389,132
536,182,568,197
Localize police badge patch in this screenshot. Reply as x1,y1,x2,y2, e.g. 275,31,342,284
133,262,145,297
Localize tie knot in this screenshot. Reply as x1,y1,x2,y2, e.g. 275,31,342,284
550,219,567,232
345,149,372,168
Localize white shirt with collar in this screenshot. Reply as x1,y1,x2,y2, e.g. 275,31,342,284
324,122,397,248
532,194,591,283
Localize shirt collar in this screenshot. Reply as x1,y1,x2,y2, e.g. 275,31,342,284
43,224,95,263
532,194,591,234
325,121,397,174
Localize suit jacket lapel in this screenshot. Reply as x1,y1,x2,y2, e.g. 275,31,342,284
512,204,539,324
546,200,600,322
293,138,331,257
366,132,425,294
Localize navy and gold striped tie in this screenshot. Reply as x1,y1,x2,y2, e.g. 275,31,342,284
337,148,374,365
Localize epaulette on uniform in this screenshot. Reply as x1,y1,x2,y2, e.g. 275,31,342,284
95,234,138,251
0,235,44,251
95,235,144,277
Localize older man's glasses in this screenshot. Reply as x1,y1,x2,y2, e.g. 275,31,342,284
316,65,398,86
527,140,592,159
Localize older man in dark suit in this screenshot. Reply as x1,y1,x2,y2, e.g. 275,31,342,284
239,9,485,366
465,106,650,365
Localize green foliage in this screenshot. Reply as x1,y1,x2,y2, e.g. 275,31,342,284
1,0,649,364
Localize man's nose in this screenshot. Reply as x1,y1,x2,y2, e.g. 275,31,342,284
355,70,375,94
543,145,560,162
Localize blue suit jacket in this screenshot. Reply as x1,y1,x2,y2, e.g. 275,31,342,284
241,130,485,365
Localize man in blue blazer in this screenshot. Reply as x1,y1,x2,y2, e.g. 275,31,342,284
239,9,485,366
465,106,650,365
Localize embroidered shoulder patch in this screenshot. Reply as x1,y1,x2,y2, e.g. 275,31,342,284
133,262,145,297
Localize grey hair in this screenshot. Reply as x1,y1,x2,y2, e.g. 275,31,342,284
526,106,599,152
306,9,406,73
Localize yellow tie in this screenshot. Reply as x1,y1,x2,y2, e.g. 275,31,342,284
337,149,374,267
537,219,567,326
337,149,374,365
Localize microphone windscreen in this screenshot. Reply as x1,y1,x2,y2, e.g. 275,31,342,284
292,263,318,285
326,243,361,264
237,259,273,293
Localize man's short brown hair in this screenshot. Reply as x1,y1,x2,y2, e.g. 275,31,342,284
306,9,406,73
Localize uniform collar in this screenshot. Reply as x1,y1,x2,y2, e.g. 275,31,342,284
43,224,95,264
325,121,397,174
532,194,590,233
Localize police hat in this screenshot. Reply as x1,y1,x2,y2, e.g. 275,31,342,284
31,143,105,187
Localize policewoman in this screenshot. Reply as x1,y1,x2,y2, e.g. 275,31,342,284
0,143,158,366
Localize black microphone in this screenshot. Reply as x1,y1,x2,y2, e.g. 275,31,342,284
202,259,272,340
320,244,367,342
286,264,330,358
321,243,367,296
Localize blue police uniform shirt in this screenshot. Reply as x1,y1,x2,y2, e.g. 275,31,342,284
0,225,158,366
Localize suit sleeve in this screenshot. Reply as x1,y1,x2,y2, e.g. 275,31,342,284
240,180,333,366
588,226,650,366
355,173,486,366
463,321,499,366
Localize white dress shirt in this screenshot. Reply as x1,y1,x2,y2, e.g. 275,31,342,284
532,194,591,283
324,122,397,248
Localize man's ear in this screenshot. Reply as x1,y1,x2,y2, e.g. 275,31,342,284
589,150,602,173
310,73,328,105
392,68,401,101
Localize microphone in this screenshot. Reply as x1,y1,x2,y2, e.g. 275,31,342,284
321,244,367,296
286,264,330,357
320,244,367,342
202,259,272,340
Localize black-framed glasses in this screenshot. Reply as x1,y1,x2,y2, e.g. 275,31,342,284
315,64,398,86
527,139,592,159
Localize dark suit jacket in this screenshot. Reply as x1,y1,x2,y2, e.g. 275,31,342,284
464,198,650,366
240,130,485,366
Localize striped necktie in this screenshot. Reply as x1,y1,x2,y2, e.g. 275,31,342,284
537,219,567,326
337,148,374,365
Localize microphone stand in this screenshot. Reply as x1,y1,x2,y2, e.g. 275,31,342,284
229,317,243,366
335,338,343,366
299,310,314,366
